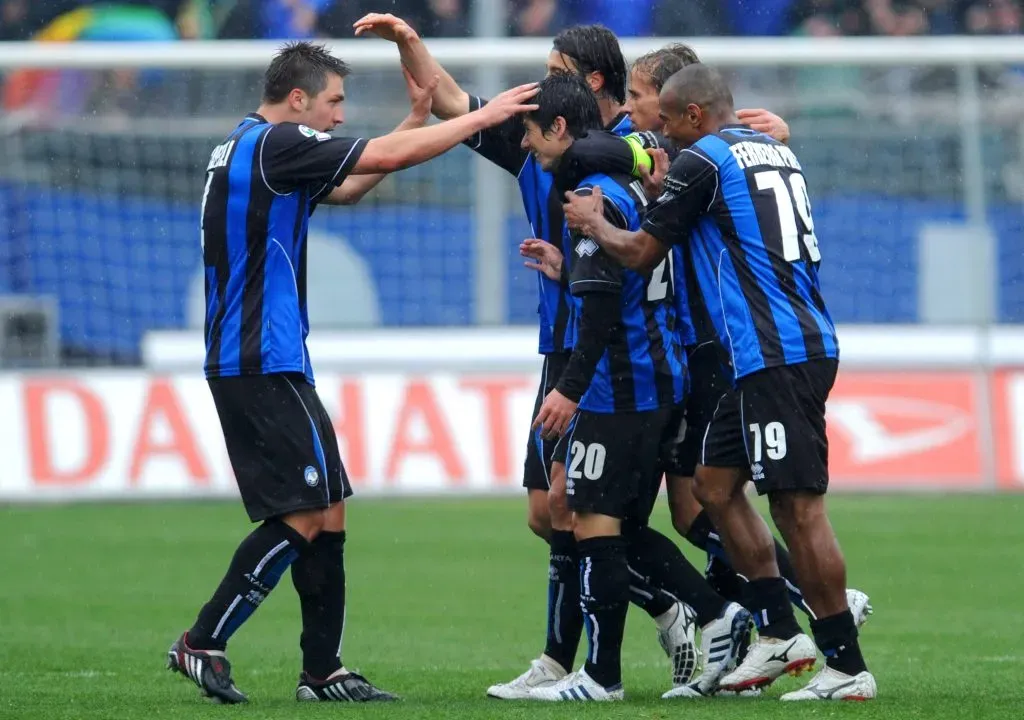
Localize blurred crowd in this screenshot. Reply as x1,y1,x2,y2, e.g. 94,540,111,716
0,0,1020,41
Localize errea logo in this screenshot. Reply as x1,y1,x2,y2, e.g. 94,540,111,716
750,463,765,482
575,238,598,257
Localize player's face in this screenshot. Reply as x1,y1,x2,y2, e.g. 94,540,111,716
625,69,662,132
521,117,571,172
302,74,346,133
659,95,701,147
546,50,578,77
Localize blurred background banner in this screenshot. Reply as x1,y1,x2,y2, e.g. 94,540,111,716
1,0,1023,498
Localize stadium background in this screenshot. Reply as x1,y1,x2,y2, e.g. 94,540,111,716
1,3,1023,718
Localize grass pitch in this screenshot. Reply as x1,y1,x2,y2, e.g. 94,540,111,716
1,494,1022,719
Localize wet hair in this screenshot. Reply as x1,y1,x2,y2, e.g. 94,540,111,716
551,25,627,104
263,41,351,104
632,43,700,92
526,73,603,138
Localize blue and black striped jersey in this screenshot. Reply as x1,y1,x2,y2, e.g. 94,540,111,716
642,125,838,380
200,114,365,385
565,173,686,413
464,97,632,355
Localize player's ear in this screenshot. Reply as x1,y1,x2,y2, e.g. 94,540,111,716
288,88,309,112
585,70,604,96
687,103,702,127
551,116,568,140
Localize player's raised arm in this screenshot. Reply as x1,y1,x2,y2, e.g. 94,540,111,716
349,82,538,175
323,68,439,205
353,13,470,120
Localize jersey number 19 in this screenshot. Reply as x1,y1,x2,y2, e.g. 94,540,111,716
755,170,821,264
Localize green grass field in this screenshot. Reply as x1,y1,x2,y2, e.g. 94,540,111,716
1,495,1022,719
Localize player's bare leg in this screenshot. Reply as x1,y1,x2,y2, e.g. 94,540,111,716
530,512,626,702
693,465,817,692
770,493,876,701
667,473,704,538
527,488,552,541
692,466,779,581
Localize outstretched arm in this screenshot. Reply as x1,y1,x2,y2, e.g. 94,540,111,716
349,82,538,175
354,13,470,120
323,69,439,205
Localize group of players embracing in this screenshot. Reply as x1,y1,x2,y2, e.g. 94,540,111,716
167,10,877,707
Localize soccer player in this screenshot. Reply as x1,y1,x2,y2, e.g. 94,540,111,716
518,72,687,701
562,63,878,701
621,46,873,639
353,15,711,696
165,41,540,705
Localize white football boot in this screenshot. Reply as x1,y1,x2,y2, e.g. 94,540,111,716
847,589,873,628
781,666,878,701
528,668,624,702
718,633,817,692
486,655,566,700
657,601,700,686
663,601,752,698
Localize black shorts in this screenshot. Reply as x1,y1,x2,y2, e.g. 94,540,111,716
208,373,352,522
663,341,733,478
701,359,838,496
555,408,672,522
523,351,570,491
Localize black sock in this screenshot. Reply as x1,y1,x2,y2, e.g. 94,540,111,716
578,536,629,689
688,512,813,618
811,611,867,676
291,530,347,680
628,526,726,627
627,567,676,619
773,541,813,617
744,577,802,640
189,521,306,651
543,530,584,674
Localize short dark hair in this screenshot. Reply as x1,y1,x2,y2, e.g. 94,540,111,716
632,43,700,92
526,73,603,139
262,42,351,104
552,25,627,105
662,63,734,116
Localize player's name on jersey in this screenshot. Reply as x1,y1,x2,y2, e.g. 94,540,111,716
729,141,802,172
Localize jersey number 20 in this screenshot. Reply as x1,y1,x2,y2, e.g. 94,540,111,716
755,170,821,263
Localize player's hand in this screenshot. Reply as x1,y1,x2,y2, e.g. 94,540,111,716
478,83,540,124
639,148,669,200
533,389,578,440
563,186,604,235
403,66,439,125
737,108,790,145
353,12,420,45
520,237,563,281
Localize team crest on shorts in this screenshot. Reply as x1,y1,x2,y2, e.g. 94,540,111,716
304,465,320,487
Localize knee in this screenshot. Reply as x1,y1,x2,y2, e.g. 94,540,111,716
283,508,326,542
527,508,551,540
769,492,821,536
548,464,571,526
666,476,701,538
692,468,734,512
